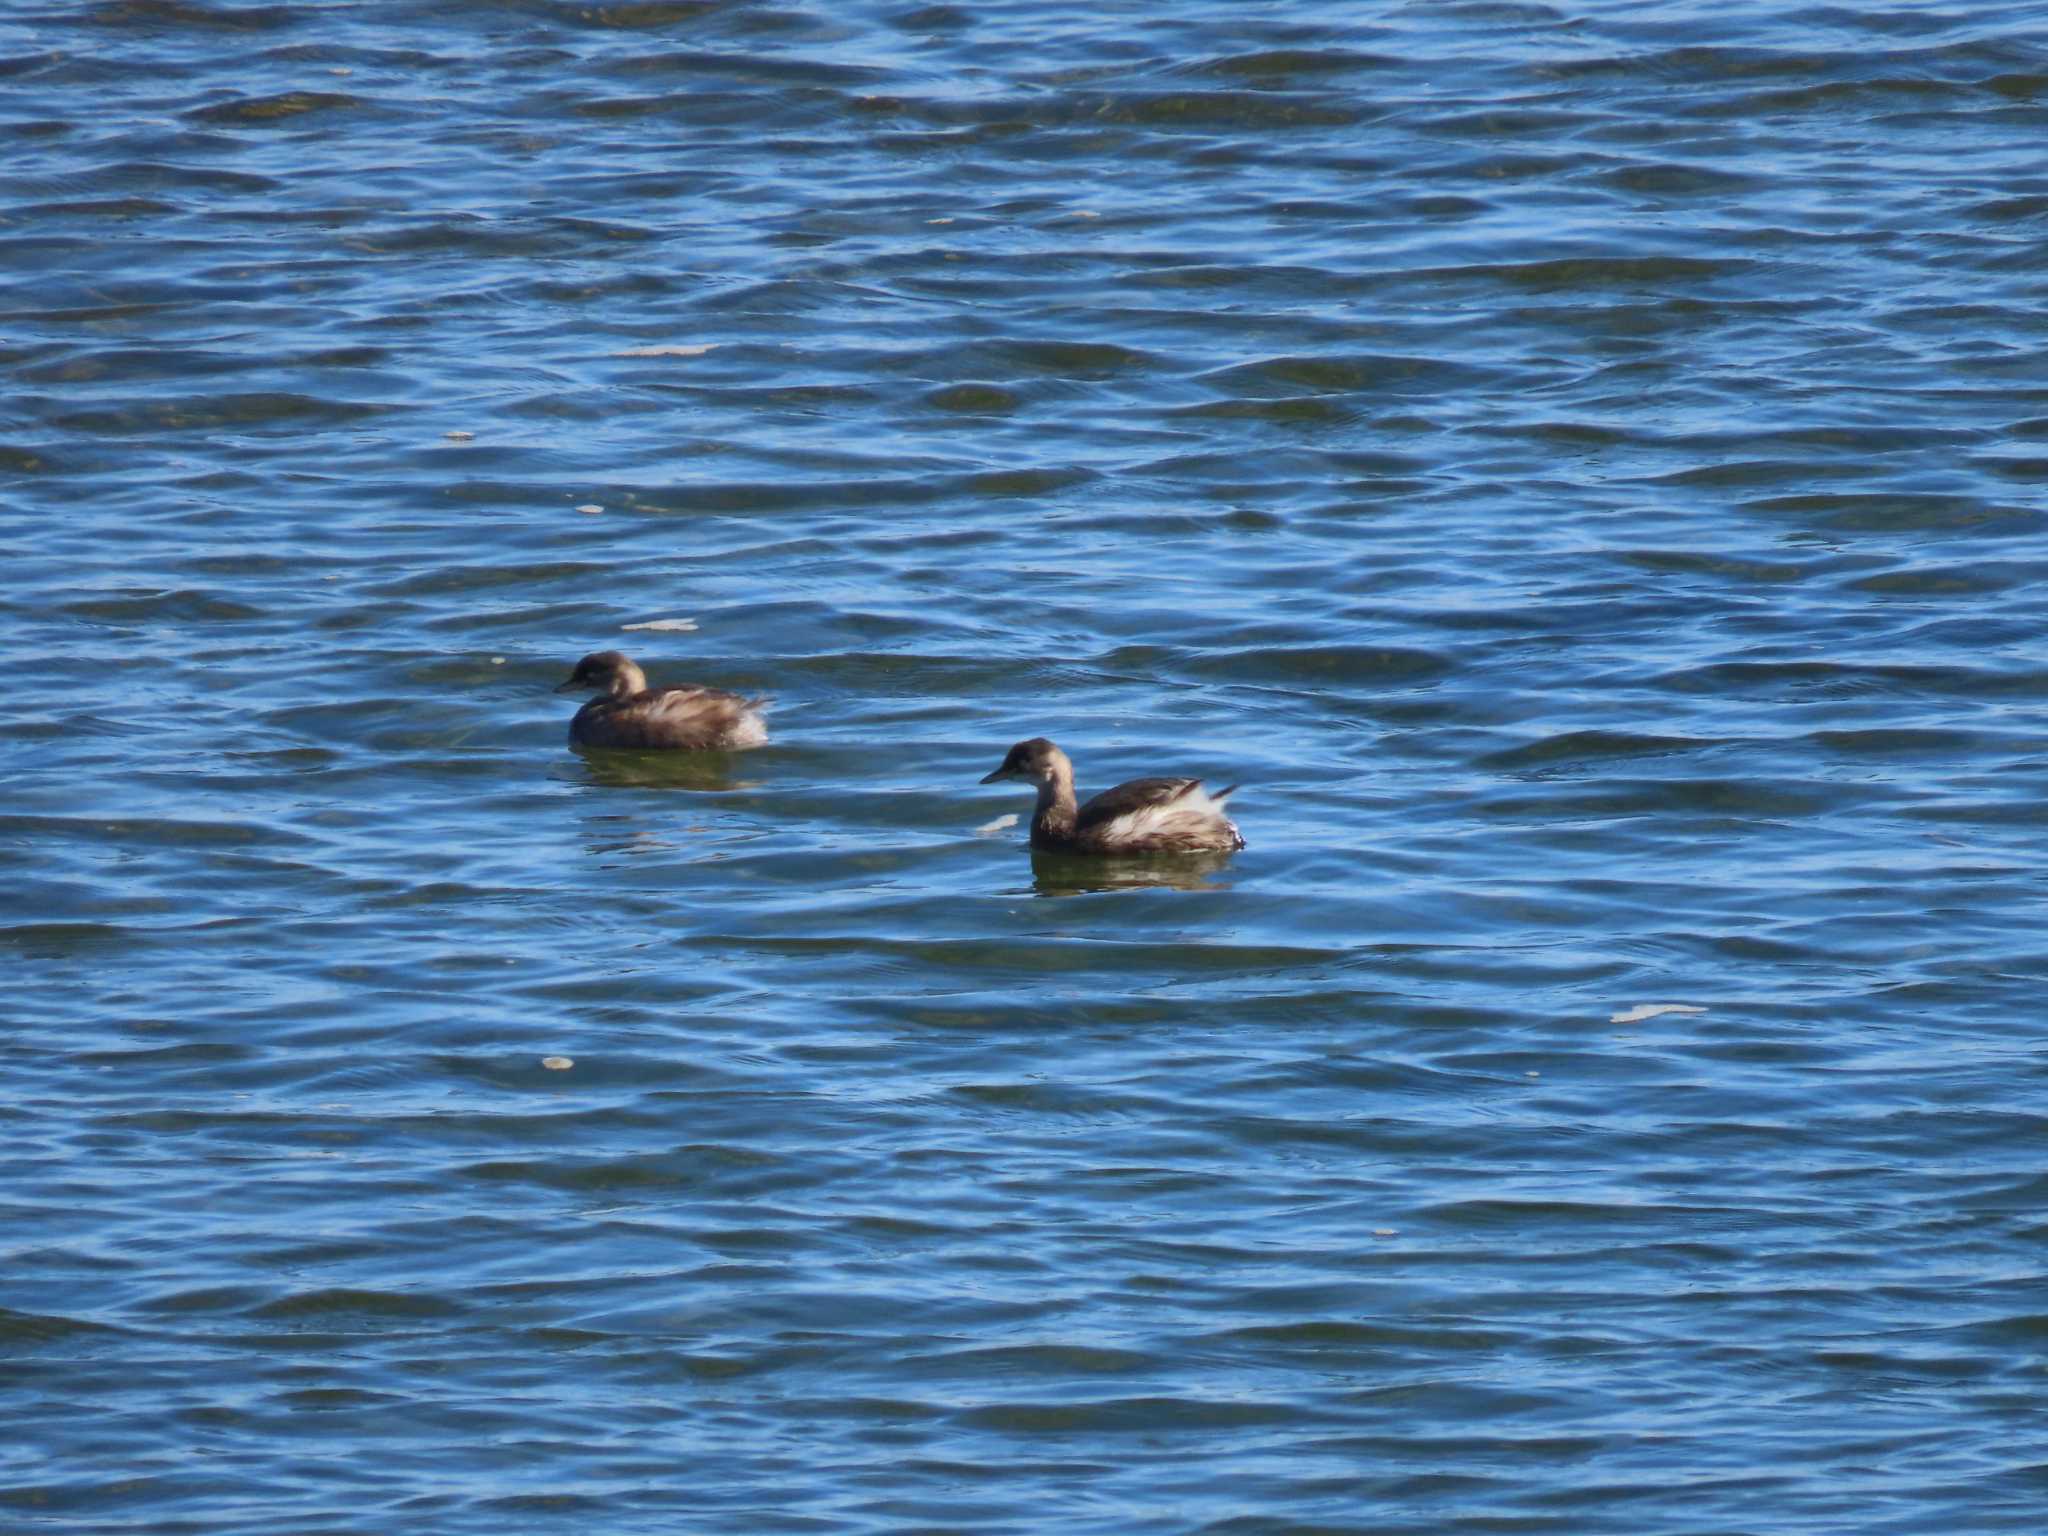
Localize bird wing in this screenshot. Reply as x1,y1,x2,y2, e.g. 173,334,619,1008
582,686,767,749
1074,776,1203,833
651,685,765,732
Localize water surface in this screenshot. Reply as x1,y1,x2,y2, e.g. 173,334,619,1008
5,2,2048,1531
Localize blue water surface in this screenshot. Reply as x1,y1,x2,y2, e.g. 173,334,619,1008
4,2,2048,1531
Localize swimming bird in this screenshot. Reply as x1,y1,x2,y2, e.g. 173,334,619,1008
554,650,768,750
978,737,1244,854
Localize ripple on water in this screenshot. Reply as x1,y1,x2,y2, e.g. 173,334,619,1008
4,3,2048,1533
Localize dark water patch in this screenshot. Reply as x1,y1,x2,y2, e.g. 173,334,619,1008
953,1396,1307,1434
84,1,302,31
0,442,71,474
922,382,1023,414
1088,90,1366,131
19,196,181,221
1479,729,1718,772
248,1288,465,1323
564,88,776,125
1806,727,1997,758
0,813,314,850
1179,645,1453,688
0,1308,126,1347
1647,660,1978,701
1202,352,1497,399
963,465,1098,497
93,160,283,196
1169,395,1356,425
1493,418,1636,448
1979,454,2048,483
1845,564,2019,596
1467,253,1750,292
1471,775,1840,821
1427,107,1607,141
274,1386,412,1412
1595,161,1757,198
1968,193,2048,223
603,49,881,90
371,562,608,599
74,1039,251,1070
917,1342,1159,1379
0,921,159,956
1187,48,1400,84
459,1155,735,1196
48,392,391,436
1613,548,1817,584
1649,458,1883,490
187,91,368,125
60,587,266,623
551,2,725,31
134,1284,275,1317
1703,75,1981,121
962,338,1164,380
685,932,1352,979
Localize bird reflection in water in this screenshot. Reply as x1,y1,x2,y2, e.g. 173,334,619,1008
566,748,760,862
568,746,757,794
1028,847,1237,896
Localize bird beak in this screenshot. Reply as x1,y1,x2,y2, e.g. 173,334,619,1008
553,674,583,694
979,765,1012,784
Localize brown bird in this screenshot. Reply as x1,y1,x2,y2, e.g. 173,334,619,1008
979,737,1244,854
554,651,768,751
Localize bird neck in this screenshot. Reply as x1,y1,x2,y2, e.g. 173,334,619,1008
609,662,647,697
1030,763,1078,842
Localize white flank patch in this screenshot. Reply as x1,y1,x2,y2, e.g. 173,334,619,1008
1097,803,1175,843
974,813,1019,838
1610,1003,1707,1025
1096,783,1230,845
621,617,699,632
612,343,718,357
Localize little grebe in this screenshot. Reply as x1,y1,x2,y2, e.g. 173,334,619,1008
979,737,1244,854
555,650,768,750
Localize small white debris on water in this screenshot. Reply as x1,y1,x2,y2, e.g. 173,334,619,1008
575,504,603,515
1526,1071,1540,1078
490,656,505,665
443,430,473,441
621,618,699,632
974,813,1020,837
928,217,954,225
1610,1003,1707,1025
541,1056,573,1071
1373,1228,1397,1237
1068,209,1100,219
611,343,718,357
